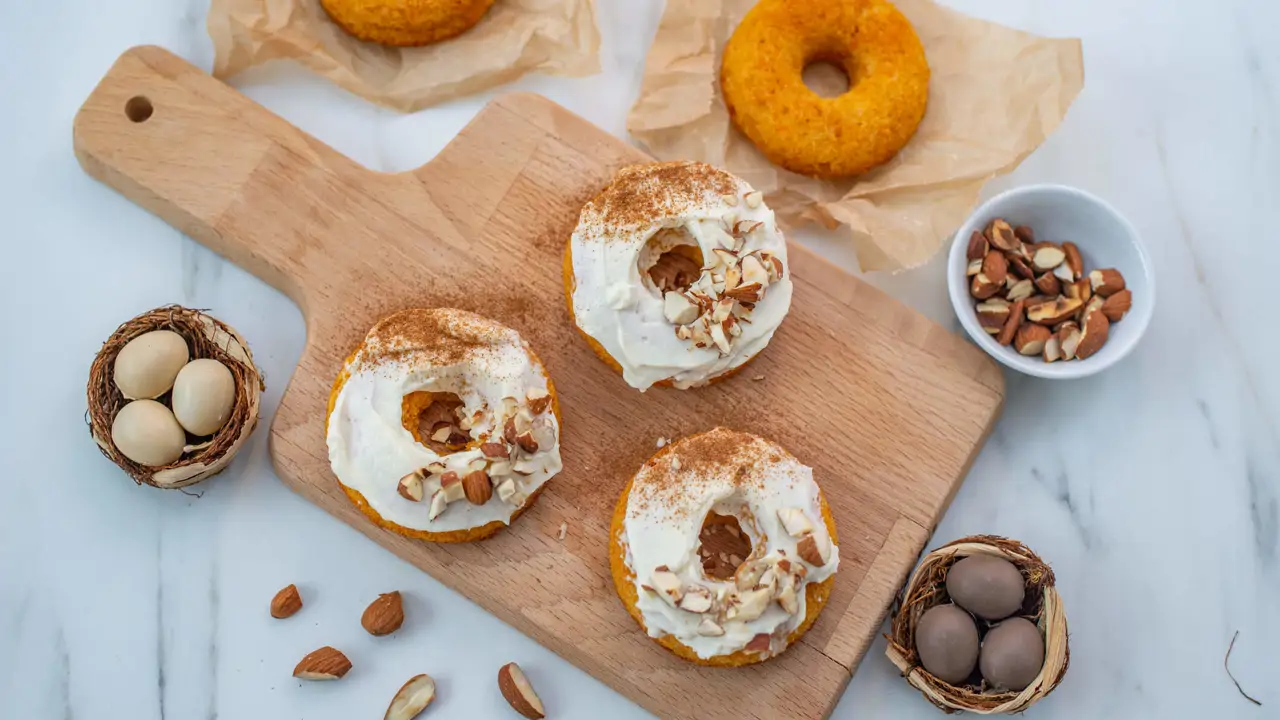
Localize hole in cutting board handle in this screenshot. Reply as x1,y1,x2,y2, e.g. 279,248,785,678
125,96,153,123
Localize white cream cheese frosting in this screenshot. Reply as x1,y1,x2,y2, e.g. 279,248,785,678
621,428,839,660
570,161,793,391
327,309,561,534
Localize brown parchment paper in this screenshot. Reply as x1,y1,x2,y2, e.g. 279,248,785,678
208,0,600,112
628,0,1083,272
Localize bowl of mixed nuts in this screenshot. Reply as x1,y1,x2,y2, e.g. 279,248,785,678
948,185,1154,379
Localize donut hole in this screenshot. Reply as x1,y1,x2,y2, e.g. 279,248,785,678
638,226,705,293
698,512,754,580
401,391,471,454
802,58,853,98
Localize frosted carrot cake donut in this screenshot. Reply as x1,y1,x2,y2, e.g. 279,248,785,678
563,161,792,391
609,428,839,666
326,308,562,543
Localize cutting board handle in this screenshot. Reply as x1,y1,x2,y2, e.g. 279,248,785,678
73,46,359,309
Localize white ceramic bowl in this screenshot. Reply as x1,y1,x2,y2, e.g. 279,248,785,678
948,185,1155,379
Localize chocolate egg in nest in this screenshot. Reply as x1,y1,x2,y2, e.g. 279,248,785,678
885,535,1070,714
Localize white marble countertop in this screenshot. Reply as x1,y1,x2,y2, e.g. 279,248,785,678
2,0,1277,718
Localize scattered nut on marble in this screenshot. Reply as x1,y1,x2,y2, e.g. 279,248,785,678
384,674,437,720
361,591,405,636
293,646,352,681
110,399,186,466
170,358,236,436
270,584,303,619
112,330,189,399
498,662,545,720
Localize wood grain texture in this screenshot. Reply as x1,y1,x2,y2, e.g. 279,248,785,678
73,46,1004,720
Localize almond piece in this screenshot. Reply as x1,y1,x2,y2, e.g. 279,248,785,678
1013,225,1036,244
293,646,351,681
1031,245,1067,272
515,431,538,454
697,618,725,636
970,273,1001,300
439,471,465,502
526,388,552,415
649,566,683,604
744,190,763,209
740,254,771,288
986,218,1020,252
982,250,1009,285
361,591,405,636
996,299,1025,346
777,508,814,537
966,259,983,277
1005,278,1034,302
503,417,518,444
797,533,832,567
1102,289,1132,322
1089,268,1126,296
397,471,424,502
270,584,302,619
430,425,453,443
1057,323,1083,360
428,489,449,520
975,298,1010,333
1064,278,1092,303
966,231,989,260
481,442,510,460
497,662,545,720
462,470,493,505
745,633,773,654
1014,323,1052,356
1007,254,1036,280
776,585,799,615
728,587,772,622
1076,302,1111,359
1027,296,1084,325
1042,336,1062,363
662,291,700,325
1034,272,1061,297
384,673,437,720
1063,241,1084,278
723,282,762,303
678,587,713,613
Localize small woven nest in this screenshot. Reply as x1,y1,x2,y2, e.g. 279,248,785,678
87,306,264,489
886,535,1069,714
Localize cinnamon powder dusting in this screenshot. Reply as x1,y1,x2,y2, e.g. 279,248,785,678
359,308,507,368
632,428,777,522
582,161,738,234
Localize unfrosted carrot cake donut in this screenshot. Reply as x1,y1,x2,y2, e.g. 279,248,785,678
326,308,562,543
564,161,793,391
319,0,497,47
609,428,839,666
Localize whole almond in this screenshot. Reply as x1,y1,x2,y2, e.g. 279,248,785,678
463,470,493,505
293,646,351,680
270,584,303,619
362,591,405,636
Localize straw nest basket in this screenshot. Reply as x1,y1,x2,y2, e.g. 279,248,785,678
87,306,264,489
885,535,1069,714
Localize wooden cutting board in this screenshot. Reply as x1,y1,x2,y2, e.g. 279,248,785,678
74,46,1004,720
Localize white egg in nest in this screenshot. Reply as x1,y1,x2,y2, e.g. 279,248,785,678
111,399,187,466
113,330,190,399
171,359,236,436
